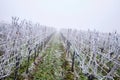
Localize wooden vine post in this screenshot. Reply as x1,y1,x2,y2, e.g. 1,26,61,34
71,51,75,72
26,48,32,74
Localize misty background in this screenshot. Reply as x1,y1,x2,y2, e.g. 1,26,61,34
0,0,120,33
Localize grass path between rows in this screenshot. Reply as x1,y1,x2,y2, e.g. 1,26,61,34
29,33,74,80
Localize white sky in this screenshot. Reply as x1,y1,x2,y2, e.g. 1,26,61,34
0,0,120,33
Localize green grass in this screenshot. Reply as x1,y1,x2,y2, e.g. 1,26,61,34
32,35,63,80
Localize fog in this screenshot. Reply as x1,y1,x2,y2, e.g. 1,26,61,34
0,0,120,33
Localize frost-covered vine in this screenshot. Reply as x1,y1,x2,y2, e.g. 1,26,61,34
60,29,120,80
0,17,55,79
